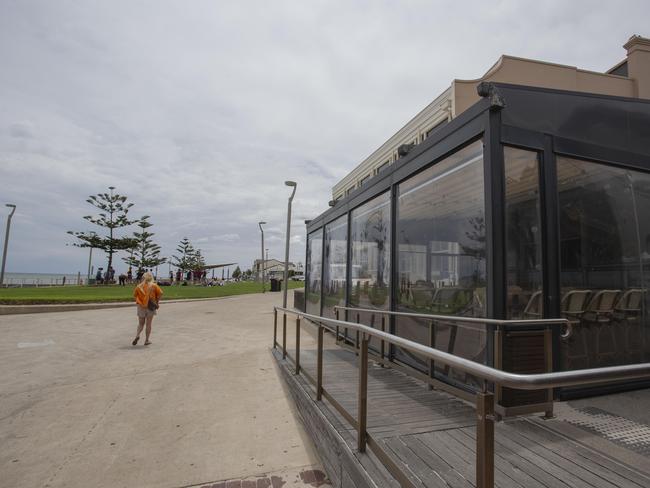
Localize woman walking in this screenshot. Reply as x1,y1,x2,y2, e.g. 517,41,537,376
132,272,163,346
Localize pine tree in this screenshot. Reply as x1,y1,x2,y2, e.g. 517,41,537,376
232,266,242,279
122,216,166,273
68,186,136,278
171,237,196,274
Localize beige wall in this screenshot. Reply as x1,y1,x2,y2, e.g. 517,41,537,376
625,35,650,99
452,56,635,116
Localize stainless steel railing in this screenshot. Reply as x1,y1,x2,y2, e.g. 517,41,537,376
272,306,650,488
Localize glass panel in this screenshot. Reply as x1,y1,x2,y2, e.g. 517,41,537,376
349,192,391,347
395,140,486,388
306,229,323,316
557,156,650,370
504,147,543,319
322,215,348,319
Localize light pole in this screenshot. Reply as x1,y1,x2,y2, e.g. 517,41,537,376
283,181,297,308
258,221,266,293
86,231,96,285
0,204,16,286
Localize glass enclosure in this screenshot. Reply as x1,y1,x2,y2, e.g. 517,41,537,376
504,147,543,320
322,215,348,318
306,229,323,316
395,140,487,382
302,87,650,399
557,156,650,370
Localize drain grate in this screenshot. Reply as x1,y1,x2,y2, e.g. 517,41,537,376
561,406,650,456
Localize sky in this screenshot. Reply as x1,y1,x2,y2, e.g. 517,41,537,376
1,0,649,275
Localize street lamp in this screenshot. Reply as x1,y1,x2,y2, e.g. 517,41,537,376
283,181,297,308
0,204,17,287
86,231,96,285
258,221,266,293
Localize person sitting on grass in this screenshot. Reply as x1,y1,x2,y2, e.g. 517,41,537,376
132,272,162,346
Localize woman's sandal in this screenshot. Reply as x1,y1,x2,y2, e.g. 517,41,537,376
144,341,152,346
132,337,140,346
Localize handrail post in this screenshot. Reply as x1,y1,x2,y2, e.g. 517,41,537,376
428,319,435,390
335,308,340,343
273,308,278,349
356,313,360,355
295,316,301,375
358,333,369,452
317,325,324,400
544,326,554,418
380,314,386,367
476,390,495,488
282,313,287,359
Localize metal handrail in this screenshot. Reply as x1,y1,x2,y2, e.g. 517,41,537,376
334,305,573,338
272,306,650,488
278,307,650,390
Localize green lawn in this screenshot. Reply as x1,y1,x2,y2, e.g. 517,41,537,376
0,281,305,304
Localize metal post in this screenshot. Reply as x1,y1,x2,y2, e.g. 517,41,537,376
356,313,360,354
335,308,340,343
380,315,386,366
283,181,297,308
358,334,369,452
544,327,554,418
317,325,324,400
428,320,435,390
295,316,301,374
259,221,266,293
0,204,17,286
86,245,93,285
273,308,278,348
494,327,503,409
282,313,287,359
476,391,495,488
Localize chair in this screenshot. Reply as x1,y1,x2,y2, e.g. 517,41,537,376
583,290,621,367
560,290,592,370
613,289,644,363
522,290,543,319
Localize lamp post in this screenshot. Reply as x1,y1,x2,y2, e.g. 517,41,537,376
283,181,297,308
86,231,96,285
0,204,16,287
258,221,266,293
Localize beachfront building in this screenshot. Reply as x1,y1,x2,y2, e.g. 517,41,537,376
254,259,296,280
305,35,650,403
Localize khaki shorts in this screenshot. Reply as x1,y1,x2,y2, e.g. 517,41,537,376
137,305,157,318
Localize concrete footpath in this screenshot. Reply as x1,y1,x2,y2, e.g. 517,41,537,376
0,291,330,488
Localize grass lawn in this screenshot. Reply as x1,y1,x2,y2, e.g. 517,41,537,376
0,281,305,304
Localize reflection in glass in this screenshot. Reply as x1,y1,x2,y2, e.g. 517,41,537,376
395,140,486,386
557,156,650,370
306,229,323,316
504,147,543,319
350,192,391,310
322,215,348,318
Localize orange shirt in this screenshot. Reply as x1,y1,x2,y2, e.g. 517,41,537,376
133,282,163,307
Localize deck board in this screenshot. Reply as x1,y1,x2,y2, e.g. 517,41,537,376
289,343,650,487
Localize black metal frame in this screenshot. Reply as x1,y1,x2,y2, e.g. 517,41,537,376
305,82,650,398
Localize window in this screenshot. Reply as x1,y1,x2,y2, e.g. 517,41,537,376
425,120,448,139
359,175,370,186
395,140,486,385
376,161,390,174
504,147,543,319
557,157,650,371
306,229,323,315
322,215,348,318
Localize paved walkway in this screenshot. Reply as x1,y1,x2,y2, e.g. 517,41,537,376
0,291,329,488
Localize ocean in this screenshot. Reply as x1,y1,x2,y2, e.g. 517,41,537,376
2,272,86,286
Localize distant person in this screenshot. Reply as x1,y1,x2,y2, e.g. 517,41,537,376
176,270,181,282
127,268,133,283
118,273,127,286
136,269,144,282
169,271,174,283
96,268,103,284
132,272,163,346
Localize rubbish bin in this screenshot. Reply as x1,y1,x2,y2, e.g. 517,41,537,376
270,278,281,292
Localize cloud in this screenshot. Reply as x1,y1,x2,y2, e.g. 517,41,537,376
1,0,649,273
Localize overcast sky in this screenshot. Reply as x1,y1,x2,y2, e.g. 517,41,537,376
1,0,649,275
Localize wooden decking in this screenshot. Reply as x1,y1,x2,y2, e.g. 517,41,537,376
287,334,650,488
